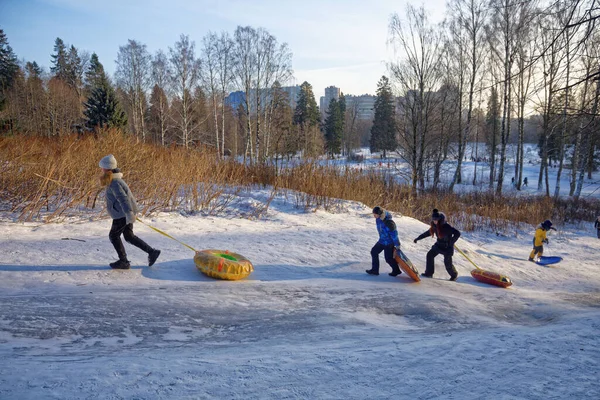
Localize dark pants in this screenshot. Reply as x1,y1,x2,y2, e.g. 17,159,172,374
109,218,153,261
597,229,600,239
425,243,457,277
371,242,400,273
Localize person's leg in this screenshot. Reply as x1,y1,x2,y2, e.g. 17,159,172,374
122,223,153,254
368,242,385,274
109,218,129,261
424,246,441,276
383,245,401,275
443,251,458,280
530,245,543,260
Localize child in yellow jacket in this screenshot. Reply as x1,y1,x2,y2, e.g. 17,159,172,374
529,220,555,261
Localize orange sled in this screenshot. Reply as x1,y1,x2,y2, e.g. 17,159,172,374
393,248,421,282
471,269,512,288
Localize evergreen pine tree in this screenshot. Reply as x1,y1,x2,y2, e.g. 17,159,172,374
84,57,127,130
293,81,321,155
84,53,105,96
338,93,346,154
324,98,344,157
50,38,68,80
370,76,397,158
293,81,320,127
0,29,19,110
25,61,42,79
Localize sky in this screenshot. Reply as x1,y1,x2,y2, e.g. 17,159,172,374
1,146,599,398
0,0,447,99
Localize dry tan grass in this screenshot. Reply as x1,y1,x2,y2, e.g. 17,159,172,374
0,131,251,221
1,132,598,231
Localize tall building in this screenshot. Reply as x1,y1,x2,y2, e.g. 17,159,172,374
344,94,376,121
280,85,302,108
225,85,302,112
320,86,341,113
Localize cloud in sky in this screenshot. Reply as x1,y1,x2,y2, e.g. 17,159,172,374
1,0,447,99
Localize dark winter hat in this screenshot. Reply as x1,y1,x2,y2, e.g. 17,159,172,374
372,206,384,216
431,209,441,221
542,219,553,230
99,154,117,170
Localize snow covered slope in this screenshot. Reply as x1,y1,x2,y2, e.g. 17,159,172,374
1,190,599,399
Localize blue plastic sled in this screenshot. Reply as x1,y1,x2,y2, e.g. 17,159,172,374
536,256,563,266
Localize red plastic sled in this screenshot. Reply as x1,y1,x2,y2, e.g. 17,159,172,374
471,269,512,288
393,249,421,282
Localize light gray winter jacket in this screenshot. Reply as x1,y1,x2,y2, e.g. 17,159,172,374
105,172,139,224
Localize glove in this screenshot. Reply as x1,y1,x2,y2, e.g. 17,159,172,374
543,239,549,244
413,239,418,244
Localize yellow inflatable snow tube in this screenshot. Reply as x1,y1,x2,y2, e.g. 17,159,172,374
194,249,254,280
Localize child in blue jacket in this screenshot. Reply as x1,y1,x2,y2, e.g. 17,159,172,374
366,206,402,276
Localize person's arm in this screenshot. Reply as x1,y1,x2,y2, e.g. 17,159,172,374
450,226,461,245
390,228,401,248
114,181,135,224
383,220,401,247
533,228,545,246
414,227,433,243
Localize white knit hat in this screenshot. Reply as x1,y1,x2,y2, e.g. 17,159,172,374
99,154,117,170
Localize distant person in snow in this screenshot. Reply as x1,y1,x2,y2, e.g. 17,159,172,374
595,216,600,239
366,206,402,277
523,177,528,186
413,209,460,281
99,154,161,270
528,219,556,262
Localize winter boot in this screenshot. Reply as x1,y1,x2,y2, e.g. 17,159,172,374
389,270,402,277
528,258,535,262
110,260,131,270
449,274,458,281
421,273,433,278
148,249,161,267
365,269,379,276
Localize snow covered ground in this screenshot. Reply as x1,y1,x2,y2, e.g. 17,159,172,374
1,187,599,399
351,143,600,198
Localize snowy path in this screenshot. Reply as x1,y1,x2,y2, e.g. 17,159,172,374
1,196,599,399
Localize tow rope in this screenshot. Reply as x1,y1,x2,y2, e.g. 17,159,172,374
136,217,198,252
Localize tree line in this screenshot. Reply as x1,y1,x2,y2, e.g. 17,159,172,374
372,0,599,198
1,0,599,200
0,26,333,165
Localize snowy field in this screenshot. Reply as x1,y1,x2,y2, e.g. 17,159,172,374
1,143,600,399
350,143,600,198
1,187,599,399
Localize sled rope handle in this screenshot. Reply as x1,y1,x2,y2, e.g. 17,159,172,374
136,217,198,252
454,244,482,270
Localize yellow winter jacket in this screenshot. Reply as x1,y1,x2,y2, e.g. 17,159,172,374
533,226,548,247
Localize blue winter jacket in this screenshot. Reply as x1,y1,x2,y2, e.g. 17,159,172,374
376,211,401,247
105,171,139,224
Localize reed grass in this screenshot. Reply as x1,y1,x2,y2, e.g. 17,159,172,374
1,131,598,233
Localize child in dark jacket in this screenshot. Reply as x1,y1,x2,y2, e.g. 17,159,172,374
366,206,402,277
99,154,161,270
528,219,555,261
414,209,460,281
595,217,600,239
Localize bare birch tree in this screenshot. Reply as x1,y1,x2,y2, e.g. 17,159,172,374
150,50,170,146
447,0,488,191
116,39,151,141
169,34,201,148
201,31,234,158
232,26,258,162
389,5,443,191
